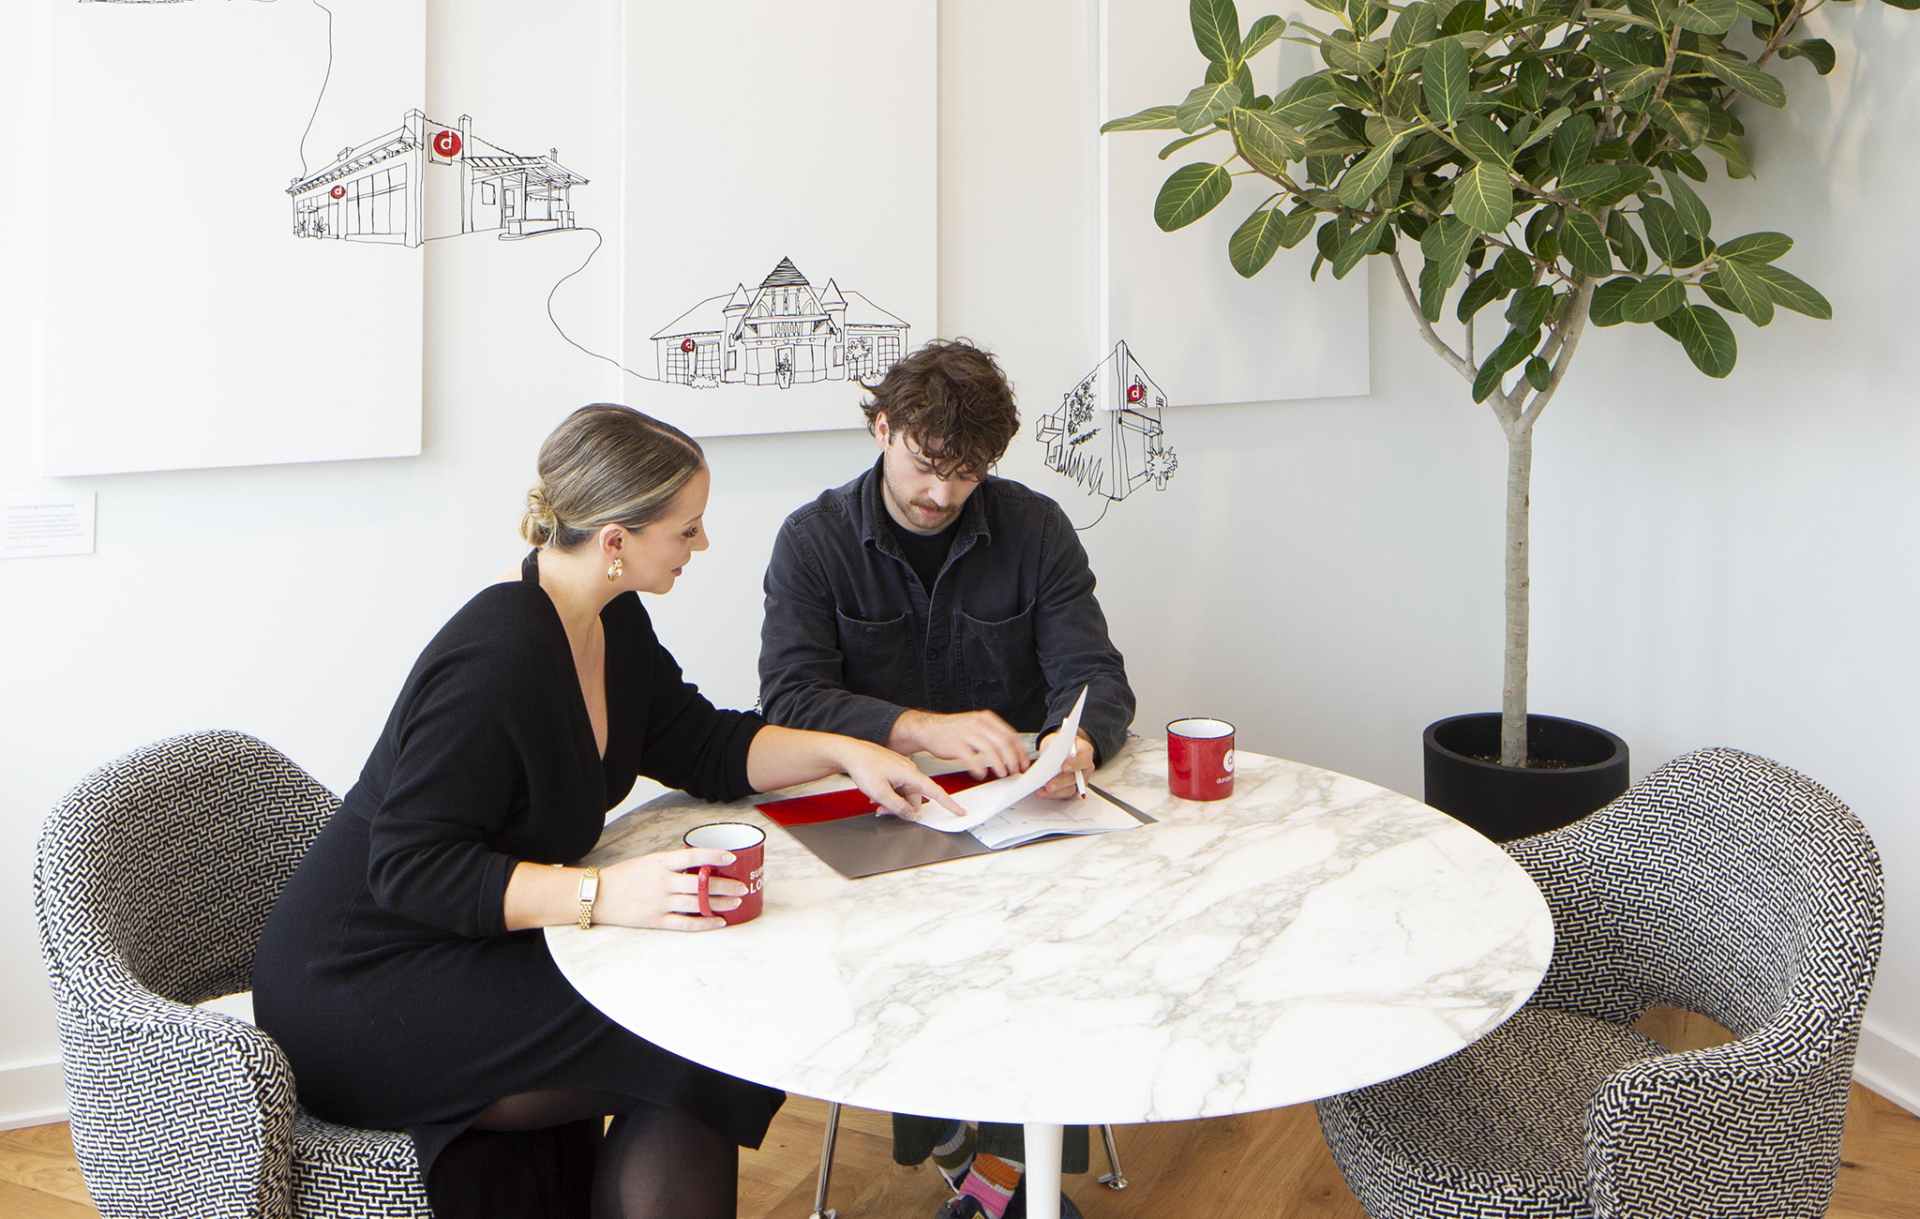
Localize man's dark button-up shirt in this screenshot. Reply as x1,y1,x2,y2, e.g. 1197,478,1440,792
758,458,1135,762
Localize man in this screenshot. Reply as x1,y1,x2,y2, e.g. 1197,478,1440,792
759,338,1133,1218
759,337,1133,793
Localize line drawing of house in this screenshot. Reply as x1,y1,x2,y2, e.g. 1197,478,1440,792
649,258,910,390
1035,340,1178,504
286,110,586,247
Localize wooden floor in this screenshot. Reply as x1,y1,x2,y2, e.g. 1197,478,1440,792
6,1009,1916,1218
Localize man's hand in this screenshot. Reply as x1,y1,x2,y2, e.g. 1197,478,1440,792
887,708,1029,780
1035,729,1096,799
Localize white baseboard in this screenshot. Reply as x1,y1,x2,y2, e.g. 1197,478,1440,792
0,1058,67,1131
1856,1020,1920,1117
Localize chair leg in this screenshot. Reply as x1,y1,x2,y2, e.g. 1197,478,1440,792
1097,1124,1129,1191
809,1102,842,1219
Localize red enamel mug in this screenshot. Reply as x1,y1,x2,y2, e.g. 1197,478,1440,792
681,822,766,925
1167,717,1236,801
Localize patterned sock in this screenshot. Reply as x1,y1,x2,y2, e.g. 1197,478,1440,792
955,1153,1022,1219
931,1120,977,1191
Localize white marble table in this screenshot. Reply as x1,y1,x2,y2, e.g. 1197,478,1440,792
549,739,1554,1219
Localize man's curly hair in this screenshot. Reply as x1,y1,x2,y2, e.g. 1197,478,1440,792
860,339,1019,481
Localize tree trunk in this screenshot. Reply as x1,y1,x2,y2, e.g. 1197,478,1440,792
1501,427,1532,767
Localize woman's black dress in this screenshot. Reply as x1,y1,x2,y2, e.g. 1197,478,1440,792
253,553,783,1206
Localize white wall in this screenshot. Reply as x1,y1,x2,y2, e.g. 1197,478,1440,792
3,0,1916,1126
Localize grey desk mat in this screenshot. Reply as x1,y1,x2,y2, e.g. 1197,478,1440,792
780,786,1155,880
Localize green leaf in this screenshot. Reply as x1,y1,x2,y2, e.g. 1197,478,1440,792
1159,132,1217,160
1332,213,1390,278
1455,160,1516,232
1705,56,1788,108
1337,132,1411,207
1549,114,1597,181
1587,166,1654,208
1303,0,1346,12
1699,270,1739,313
1178,82,1245,133
1493,246,1535,290
1242,14,1288,58
1455,116,1514,166
1651,98,1715,146
1733,0,1774,21
1505,283,1555,332
1515,60,1550,111
1718,231,1792,263
1276,204,1320,248
1589,276,1639,326
1233,108,1308,173
1778,38,1837,75
1716,257,1776,324
1884,0,1920,11
1641,197,1712,267
1457,269,1510,322
1561,211,1613,277
1556,164,1620,200
1525,355,1552,391
1423,36,1471,124
1621,274,1689,322
1706,135,1753,179
1607,211,1650,273
1672,0,1739,34
1322,32,1389,73
1607,64,1665,101
1192,0,1242,65
1102,106,1182,133
1473,326,1540,401
1588,31,1659,70
1229,203,1290,277
1268,79,1339,128
1390,2,1440,57
1515,107,1572,153
1441,0,1488,35
1418,215,1475,322
1154,163,1235,231
1655,305,1738,376
1751,263,1833,318
1661,170,1713,239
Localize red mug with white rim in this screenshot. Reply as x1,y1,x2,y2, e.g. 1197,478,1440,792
681,822,766,925
1167,718,1236,801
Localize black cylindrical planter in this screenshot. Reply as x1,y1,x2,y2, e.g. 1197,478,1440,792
1423,713,1629,842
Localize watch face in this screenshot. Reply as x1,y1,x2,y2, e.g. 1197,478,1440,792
580,876,599,901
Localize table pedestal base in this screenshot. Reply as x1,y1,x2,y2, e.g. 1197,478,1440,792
1023,1122,1062,1219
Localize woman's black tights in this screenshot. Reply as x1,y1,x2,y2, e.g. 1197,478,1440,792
472,1088,738,1219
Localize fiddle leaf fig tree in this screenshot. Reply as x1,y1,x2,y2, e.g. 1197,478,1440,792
1107,0,1911,767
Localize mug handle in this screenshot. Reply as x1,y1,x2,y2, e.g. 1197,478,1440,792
695,866,713,919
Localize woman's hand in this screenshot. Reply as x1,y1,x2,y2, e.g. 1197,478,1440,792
594,848,746,932
833,737,970,819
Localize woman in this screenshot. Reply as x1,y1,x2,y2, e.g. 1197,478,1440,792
254,404,962,1219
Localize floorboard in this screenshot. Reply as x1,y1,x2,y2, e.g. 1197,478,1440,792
9,1008,1916,1218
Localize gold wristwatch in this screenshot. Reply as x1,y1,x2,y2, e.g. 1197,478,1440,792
577,866,599,930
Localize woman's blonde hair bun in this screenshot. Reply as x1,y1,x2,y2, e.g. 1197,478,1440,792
521,405,705,551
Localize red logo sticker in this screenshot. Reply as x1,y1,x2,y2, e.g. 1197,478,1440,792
1126,383,1145,404
680,338,697,353
330,185,345,199
432,129,463,159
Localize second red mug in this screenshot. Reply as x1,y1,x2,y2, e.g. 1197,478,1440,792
1168,717,1236,801
682,822,766,925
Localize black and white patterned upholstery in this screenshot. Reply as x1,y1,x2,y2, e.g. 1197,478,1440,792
34,730,432,1218
1314,747,1885,1219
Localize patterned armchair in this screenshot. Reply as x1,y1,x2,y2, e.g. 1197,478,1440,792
34,730,431,1218
1314,747,1885,1219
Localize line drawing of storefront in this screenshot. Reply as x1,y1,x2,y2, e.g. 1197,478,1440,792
649,258,910,389
286,110,585,247
1036,340,1178,503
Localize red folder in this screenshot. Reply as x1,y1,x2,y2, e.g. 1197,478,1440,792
756,771,991,827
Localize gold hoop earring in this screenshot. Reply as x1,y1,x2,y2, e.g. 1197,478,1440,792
607,558,623,582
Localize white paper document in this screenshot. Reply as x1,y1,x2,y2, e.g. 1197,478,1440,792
877,688,1141,849
900,688,1089,833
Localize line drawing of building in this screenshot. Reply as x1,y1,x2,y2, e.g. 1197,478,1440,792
649,258,910,390
286,110,586,247
1036,340,1178,504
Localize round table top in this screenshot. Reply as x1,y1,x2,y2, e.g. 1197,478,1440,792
548,739,1554,1127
